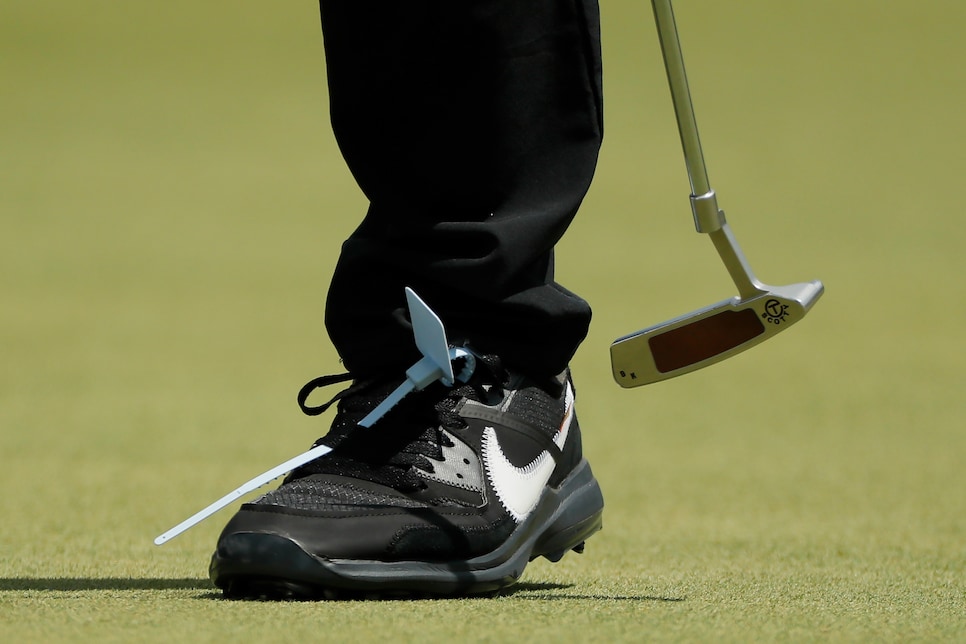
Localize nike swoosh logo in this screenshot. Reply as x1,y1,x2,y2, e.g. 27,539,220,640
482,383,574,522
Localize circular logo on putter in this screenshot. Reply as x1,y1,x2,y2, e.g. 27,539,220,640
762,299,789,325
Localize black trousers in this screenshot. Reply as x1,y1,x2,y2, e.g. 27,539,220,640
319,0,603,379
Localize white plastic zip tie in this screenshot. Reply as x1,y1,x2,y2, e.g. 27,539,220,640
154,286,474,546
153,443,332,545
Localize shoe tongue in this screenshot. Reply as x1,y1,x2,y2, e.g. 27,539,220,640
288,442,428,490
299,455,425,491
291,383,445,490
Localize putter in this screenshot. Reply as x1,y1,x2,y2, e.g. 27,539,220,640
611,0,824,388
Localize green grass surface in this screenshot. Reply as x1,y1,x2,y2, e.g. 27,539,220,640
3,1,964,641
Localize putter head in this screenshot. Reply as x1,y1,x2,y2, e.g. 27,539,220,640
611,279,823,388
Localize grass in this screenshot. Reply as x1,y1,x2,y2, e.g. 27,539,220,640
2,0,964,641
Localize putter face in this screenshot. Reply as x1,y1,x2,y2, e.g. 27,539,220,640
611,280,823,388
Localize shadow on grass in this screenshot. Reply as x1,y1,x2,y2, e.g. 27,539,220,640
0,578,212,592
203,582,684,603
507,582,684,603
0,579,683,603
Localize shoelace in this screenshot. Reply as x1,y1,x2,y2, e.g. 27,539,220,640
288,355,507,489
297,372,366,417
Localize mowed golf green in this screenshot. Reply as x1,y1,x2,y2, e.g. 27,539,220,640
2,1,964,641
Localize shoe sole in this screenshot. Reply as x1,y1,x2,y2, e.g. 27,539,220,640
210,459,604,600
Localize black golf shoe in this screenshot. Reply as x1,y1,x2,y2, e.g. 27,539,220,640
209,352,604,599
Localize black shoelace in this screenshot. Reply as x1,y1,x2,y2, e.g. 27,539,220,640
287,354,507,491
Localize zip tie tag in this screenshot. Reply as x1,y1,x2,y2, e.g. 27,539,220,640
154,287,474,545
358,288,469,427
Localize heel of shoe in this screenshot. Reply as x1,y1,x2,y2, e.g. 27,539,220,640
532,459,604,561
